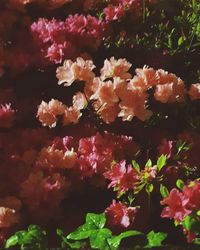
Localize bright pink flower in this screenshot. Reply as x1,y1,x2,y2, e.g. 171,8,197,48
160,188,191,222
183,181,200,211
78,133,113,177
31,15,105,64
0,104,15,128
105,200,138,229
104,160,139,193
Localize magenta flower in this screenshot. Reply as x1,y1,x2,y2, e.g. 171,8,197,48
104,160,139,193
160,188,191,222
105,200,138,229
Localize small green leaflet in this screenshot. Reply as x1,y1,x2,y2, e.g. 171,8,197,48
145,230,168,248
157,155,167,172
160,184,169,198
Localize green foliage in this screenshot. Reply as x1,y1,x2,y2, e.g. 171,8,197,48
145,230,168,248
59,213,143,250
157,155,167,172
5,225,47,250
183,215,200,233
176,179,184,190
160,184,169,198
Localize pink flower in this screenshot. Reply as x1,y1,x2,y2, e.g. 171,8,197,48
101,57,132,80
20,171,70,211
0,104,15,128
31,15,105,64
38,146,77,170
56,57,95,86
160,188,191,222
188,83,200,100
118,87,152,121
104,4,125,21
37,99,66,127
154,70,186,103
135,66,157,88
98,104,120,124
78,133,113,177
183,181,200,211
90,78,119,106
105,200,138,229
104,160,139,193
65,14,106,49
63,106,82,126
72,92,87,111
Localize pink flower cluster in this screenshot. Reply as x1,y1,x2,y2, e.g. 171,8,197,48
37,93,87,127
31,15,106,63
50,57,199,126
104,160,139,193
0,128,139,224
105,200,138,230
161,181,200,242
104,0,142,21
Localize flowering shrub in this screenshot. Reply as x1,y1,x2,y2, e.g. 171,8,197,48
0,0,200,249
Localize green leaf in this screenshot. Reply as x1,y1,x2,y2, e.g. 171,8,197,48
89,228,112,250
57,229,82,249
176,179,184,190
67,225,93,240
5,225,47,250
183,215,200,232
86,213,106,229
132,160,140,173
108,231,143,250
146,183,154,194
145,159,152,168
157,155,167,172
67,213,107,242
178,36,185,46
194,238,200,245
5,235,18,248
160,184,169,198
146,230,167,248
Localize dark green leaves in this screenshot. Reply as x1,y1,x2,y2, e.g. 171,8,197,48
61,212,143,250
5,225,47,250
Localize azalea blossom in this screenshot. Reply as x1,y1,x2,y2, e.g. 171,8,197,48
105,200,138,229
56,57,95,86
37,99,66,127
100,57,132,80
104,160,139,193
160,188,191,222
